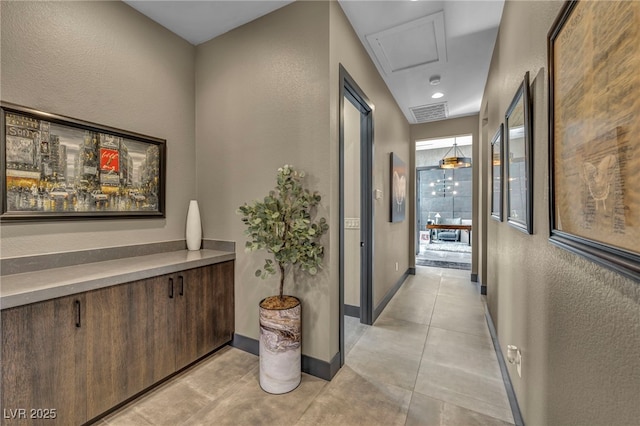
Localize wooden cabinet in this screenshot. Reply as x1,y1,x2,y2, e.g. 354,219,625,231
175,271,198,369
148,274,178,383
1,294,86,426
176,262,235,369
84,278,157,419
1,260,234,426
211,260,235,351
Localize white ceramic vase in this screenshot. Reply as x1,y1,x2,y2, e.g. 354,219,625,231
185,200,202,251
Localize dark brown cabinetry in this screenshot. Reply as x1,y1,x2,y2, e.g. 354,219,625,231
1,261,234,426
176,261,235,369
1,294,86,426
84,277,161,419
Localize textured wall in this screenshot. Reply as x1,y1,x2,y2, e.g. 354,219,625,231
411,115,480,277
0,1,196,257
196,1,411,362
195,1,332,361
330,2,411,317
482,1,640,424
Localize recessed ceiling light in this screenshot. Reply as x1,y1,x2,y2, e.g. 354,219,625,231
432,92,444,99
429,75,441,85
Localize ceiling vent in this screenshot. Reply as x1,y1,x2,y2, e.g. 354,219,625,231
366,11,447,75
410,102,449,123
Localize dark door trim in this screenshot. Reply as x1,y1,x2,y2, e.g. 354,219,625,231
339,64,374,367
415,165,440,254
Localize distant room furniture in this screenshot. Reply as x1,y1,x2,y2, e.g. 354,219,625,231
427,219,435,240
437,217,462,241
427,218,472,245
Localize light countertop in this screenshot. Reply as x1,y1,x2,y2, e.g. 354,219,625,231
0,249,235,310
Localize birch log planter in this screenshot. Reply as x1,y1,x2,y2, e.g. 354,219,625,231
259,296,301,394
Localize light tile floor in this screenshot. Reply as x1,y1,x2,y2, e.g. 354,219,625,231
98,266,513,426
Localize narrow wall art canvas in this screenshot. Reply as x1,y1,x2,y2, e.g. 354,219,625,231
390,152,406,223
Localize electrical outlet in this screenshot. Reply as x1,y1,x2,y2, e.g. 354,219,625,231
395,262,399,271
516,349,522,378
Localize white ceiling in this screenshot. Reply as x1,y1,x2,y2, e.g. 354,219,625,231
123,0,504,124
124,1,295,45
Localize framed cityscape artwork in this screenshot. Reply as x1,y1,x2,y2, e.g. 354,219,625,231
505,72,533,234
548,0,640,281
1,102,166,221
490,124,504,221
390,152,406,223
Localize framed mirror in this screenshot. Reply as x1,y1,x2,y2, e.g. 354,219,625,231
505,71,533,234
490,124,504,221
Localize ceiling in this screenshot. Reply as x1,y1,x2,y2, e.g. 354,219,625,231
124,0,504,125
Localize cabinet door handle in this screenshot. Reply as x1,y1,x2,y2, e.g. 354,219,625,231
75,300,81,328
169,277,174,299
179,275,184,296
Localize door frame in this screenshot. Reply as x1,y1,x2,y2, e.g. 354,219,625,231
415,165,442,254
339,65,374,367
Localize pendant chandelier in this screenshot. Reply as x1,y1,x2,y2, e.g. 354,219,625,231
439,141,472,169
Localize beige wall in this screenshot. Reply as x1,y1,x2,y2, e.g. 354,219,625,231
0,1,196,257
482,1,640,424
196,0,411,363
1,0,412,368
330,2,411,319
411,115,480,278
195,1,333,361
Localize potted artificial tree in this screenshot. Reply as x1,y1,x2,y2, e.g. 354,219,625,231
237,165,328,394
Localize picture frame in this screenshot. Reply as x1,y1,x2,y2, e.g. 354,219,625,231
390,152,406,223
490,124,504,221
1,102,166,221
505,72,533,234
548,0,640,281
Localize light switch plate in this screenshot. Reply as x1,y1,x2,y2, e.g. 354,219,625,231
345,218,360,229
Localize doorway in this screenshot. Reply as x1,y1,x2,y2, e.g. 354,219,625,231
415,136,473,270
339,65,374,367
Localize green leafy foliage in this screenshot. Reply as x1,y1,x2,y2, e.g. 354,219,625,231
237,165,329,299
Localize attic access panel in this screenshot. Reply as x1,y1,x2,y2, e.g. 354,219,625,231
366,11,447,75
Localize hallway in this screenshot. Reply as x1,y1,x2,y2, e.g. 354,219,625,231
99,266,513,425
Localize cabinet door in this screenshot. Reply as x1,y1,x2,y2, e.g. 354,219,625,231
211,261,235,350
1,295,86,426
84,280,154,419
175,269,202,369
147,274,177,382
175,262,235,368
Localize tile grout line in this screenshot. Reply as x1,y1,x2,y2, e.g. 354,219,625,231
409,267,514,425
404,271,442,426
293,375,330,425
180,362,261,425
410,388,516,425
